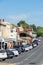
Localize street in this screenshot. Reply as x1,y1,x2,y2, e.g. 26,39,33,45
0,37,43,65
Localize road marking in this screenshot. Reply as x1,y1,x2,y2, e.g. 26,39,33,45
14,45,42,65
9,63,17,65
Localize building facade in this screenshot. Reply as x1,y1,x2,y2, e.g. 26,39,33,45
0,19,11,38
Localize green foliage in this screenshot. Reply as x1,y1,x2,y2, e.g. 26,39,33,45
37,26,43,37
37,26,43,32
17,20,29,28
37,32,43,37
11,20,43,37
30,24,37,32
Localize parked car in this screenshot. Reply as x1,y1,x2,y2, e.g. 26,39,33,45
13,46,22,54
32,40,38,48
0,50,7,61
37,39,41,42
19,45,25,52
32,43,37,48
34,40,38,45
21,44,33,52
9,48,19,57
23,45,29,52
26,44,33,50
38,40,41,42
5,49,14,59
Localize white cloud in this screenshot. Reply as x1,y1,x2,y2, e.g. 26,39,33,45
7,14,30,21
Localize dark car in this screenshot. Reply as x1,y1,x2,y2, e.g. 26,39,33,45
14,47,21,54
33,40,38,45
5,49,14,59
19,45,25,52
13,45,25,53
13,46,23,54
32,40,38,48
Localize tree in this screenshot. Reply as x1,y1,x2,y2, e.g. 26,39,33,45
37,31,43,37
17,20,29,28
37,26,43,37
30,24,37,32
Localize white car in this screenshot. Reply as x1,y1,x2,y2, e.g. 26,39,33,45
29,45,33,50
24,46,29,51
36,39,41,42
26,44,33,50
33,44,37,47
0,50,7,61
32,43,37,48
23,45,32,51
38,39,41,42
9,49,19,56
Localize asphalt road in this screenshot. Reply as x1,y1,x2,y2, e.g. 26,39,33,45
2,37,43,65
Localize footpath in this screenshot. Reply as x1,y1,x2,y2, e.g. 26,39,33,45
0,62,14,65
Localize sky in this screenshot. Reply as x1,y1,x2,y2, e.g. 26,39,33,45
0,0,43,26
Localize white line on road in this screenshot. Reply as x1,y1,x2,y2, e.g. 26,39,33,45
42,64,43,65
9,63,16,65
14,45,42,65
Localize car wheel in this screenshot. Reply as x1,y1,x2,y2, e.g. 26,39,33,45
37,43,38,46
2,59,6,61
32,46,34,48
15,55,18,57
10,56,13,59
25,50,28,52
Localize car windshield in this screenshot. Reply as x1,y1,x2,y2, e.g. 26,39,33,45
9,49,16,51
6,50,12,52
